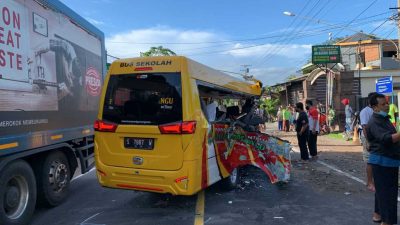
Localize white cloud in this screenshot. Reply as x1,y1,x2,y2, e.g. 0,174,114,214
105,26,311,85
227,43,311,58
106,26,224,58
85,17,104,26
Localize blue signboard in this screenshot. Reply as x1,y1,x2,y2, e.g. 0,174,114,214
376,76,393,94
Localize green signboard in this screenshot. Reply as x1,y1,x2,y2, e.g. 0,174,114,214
312,45,341,64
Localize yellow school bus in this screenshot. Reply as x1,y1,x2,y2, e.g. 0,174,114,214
94,56,262,195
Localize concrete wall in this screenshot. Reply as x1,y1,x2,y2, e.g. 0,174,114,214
355,70,400,97
381,57,400,70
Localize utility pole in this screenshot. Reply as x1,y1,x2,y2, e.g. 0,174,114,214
390,1,400,59
240,65,251,75
358,39,362,95
240,65,253,80
398,0,400,59
357,39,362,111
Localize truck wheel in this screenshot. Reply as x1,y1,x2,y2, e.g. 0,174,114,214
220,168,240,191
37,151,70,207
0,160,37,225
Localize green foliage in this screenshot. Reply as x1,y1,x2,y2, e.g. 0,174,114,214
302,64,317,74
260,98,280,117
141,46,177,57
285,74,297,81
264,85,282,94
222,99,236,107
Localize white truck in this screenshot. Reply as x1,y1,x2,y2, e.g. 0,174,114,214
0,1,105,224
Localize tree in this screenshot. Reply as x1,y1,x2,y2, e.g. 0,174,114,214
141,46,177,57
285,74,297,81
260,98,280,119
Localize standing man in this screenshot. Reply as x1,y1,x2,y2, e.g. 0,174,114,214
283,105,291,132
386,96,398,129
295,102,309,161
306,100,319,160
367,93,400,225
360,92,376,193
342,98,353,140
282,106,287,132
256,104,266,132
277,107,283,131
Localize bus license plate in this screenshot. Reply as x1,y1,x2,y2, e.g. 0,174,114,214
124,138,154,150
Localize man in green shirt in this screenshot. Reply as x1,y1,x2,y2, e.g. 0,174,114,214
386,96,398,128
283,106,291,132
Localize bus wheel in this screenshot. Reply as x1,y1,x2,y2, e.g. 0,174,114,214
220,168,240,191
0,160,37,225
37,151,70,207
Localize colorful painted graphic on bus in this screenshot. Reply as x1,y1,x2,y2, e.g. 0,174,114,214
212,123,291,183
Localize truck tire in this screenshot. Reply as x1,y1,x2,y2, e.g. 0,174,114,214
219,168,240,191
37,151,70,207
0,160,37,225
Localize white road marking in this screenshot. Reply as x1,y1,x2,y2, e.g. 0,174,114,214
316,160,366,185
292,147,366,185
72,167,96,182
80,212,105,225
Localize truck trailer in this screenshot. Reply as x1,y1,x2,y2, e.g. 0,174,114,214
0,1,106,224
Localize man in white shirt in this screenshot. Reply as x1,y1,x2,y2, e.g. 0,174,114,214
206,100,218,122
360,92,376,192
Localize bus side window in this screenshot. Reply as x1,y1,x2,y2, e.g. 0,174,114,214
206,101,217,122
200,97,209,122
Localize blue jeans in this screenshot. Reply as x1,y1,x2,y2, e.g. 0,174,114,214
278,121,283,130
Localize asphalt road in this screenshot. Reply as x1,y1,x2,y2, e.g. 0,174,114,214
30,151,382,225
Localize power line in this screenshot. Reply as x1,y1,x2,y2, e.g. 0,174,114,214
370,18,391,35
268,15,397,86
250,0,324,67
331,0,378,39
185,17,393,57
259,0,382,71
105,15,394,59
177,15,390,53
106,11,391,47
255,0,331,67
107,54,120,59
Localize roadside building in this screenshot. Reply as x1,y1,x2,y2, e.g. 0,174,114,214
270,32,400,131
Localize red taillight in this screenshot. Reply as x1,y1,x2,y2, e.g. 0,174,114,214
158,121,196,134
158,122,181,134
94,120,118,132
182,121,196,134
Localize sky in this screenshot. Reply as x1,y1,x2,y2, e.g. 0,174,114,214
61,0,398,86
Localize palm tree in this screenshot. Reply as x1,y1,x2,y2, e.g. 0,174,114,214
141,46,177,57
